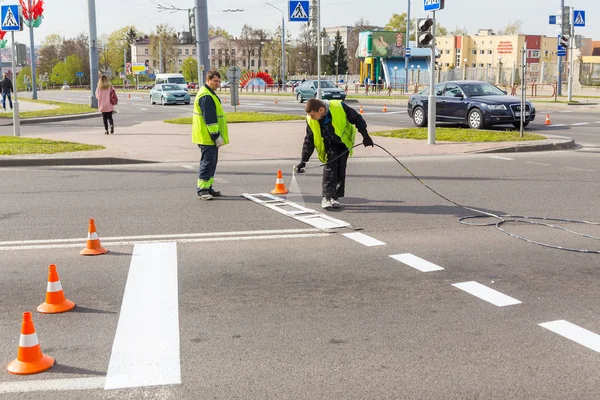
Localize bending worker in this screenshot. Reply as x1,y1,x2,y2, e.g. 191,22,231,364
192,69,229,200
295,98,374,209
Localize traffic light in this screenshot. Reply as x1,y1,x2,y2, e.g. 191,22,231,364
188,8,196,42
417,18,434,48
559,35,570,49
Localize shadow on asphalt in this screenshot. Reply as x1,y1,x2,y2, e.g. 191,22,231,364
44,364,105,376
70,306,117,315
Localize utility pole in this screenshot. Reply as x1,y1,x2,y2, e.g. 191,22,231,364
87,0,99,108
267,3,286,91
428,11,436,145
28,0,38,99
405,0,411,93
316,0,321,99
558,0,564,96
159,36,163,73
196,0,209,82
567,6,574,102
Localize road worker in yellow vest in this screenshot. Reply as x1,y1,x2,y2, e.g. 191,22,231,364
295,98,374,209
192,69,229,200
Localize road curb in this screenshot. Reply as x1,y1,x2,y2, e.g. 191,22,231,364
0,112,110,126
476,138,576,153
0,157,155,167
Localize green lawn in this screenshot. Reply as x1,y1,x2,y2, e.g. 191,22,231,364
372,127,546,142
0,136,104,155
0,100,96,119
165,111,305,124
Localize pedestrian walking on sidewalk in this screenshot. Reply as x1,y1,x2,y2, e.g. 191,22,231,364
294,99,374,210
95,74,117,135
1,73,13,110
192,69,229,200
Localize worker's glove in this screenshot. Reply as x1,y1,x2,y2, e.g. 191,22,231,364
215,136,225,148
293,162,306,174
362,134,374,147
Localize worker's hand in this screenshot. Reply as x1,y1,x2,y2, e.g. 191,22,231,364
293,162,306,174
362,134,374,147
215,136,225,148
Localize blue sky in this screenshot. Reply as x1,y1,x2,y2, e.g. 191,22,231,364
9,0,599,44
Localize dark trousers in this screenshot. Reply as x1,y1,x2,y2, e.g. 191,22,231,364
322,142,349,198
102,112,114,130
2,92,12,109
197,145,219,193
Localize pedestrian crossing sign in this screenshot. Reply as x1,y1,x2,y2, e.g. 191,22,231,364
573,10,585,27
289,1,309,22
1,5,21,32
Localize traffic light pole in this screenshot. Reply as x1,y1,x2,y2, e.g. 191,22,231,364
195,0,209,83
87,0,99,108
11,32,20,137
427,11,436,145
567,6,574,103
557,0,564,96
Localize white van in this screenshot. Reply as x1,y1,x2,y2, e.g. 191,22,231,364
155,74,188,91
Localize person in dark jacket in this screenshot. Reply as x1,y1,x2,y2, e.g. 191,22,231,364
1,73,13,110
294,98,374,209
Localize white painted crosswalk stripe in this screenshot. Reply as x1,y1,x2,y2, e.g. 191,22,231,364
105,242,181,390
0,377,105,394
343,232,386,246
452,281,521,307
539,320,600,354
389,253,444,272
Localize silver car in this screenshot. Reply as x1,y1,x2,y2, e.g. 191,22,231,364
150,84,191,105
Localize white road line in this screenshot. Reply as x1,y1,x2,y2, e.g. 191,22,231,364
105,242,180,390
452,281,522,307
525,161,550,166
0,377,105,394
389,253,444,272
565,167,595,172
489,156,514,161
539,320,600,353
362,111,404,115
550,124,567,127
140,108,148,111
595,121,600,124
343,232,386,247
572,122,590,126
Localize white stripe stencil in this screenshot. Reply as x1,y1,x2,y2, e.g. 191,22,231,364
0,377,105,394
389,253,444,272
19,333,39,347
105,242,181,390
452,281,522,307
572,122,590,126
47,281,63,292
489,156,514,161
539,320,600,353
343,232,386,247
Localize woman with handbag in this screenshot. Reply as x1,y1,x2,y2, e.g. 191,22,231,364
95,74,117,134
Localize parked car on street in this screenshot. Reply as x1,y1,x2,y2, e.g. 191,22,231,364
294,80,346,103
407,80,536,129
149,84,191,105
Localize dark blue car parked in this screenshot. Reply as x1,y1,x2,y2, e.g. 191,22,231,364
407,81,536,129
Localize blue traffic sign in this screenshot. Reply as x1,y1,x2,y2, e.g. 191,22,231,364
424,0,444,12
573,10,585,27
76,72,84,77
148,74,156,79
549,15,556,25
405,47,411,57
557,48,566,57
289,1,309,22
1,5,20,31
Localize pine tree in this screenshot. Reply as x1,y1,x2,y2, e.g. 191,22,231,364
328,30,348,80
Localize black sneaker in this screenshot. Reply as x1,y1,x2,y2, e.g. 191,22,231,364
197,190,213,200
110,125,114,134
209,189,221,197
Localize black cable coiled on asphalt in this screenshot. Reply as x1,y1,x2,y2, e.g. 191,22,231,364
295,143,600,254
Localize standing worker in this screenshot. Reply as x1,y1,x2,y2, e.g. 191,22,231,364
294,99,374,209
193,69,229,200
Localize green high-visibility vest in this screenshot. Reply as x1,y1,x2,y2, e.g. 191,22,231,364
306,100,356,163
192,86,229,146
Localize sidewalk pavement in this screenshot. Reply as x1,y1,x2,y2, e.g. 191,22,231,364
0,120,575,167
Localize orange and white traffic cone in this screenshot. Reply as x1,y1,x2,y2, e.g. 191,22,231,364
382,104,388,112
271,170,289,195
128,94,131,99
80,218,108,256
274,98,278,104
359,106,364,114
7,312,55,375
223,97,227,103
37,264,75,314
545,114,551,125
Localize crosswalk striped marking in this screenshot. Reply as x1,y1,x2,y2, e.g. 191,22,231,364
452,281,521,307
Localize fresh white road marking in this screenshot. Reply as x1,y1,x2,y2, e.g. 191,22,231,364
452,281,522,307
0,377,105,394
343,232,386,247
565,167,595,172
550,124,567,127
489,156,514,161
572,122,590,126
525,161,551,166
389,253,444,272
105,242,181,390
539,320,600,353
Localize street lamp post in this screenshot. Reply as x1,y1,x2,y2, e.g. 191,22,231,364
393,66,398,90
463,58,468,80
266,2,286,91
497,55,503,85
335,61,339,84
410,65,414,86
417,65,421,85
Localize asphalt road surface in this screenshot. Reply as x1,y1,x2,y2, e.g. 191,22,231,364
1,148,599,398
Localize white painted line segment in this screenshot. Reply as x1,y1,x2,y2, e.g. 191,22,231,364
539,320,600,353
550,124,567,127
489,156,514,161
452,281,522,307
0,377,105,394
105,242,181,390
565,167,595,172
389,253,444,272
572,122,590,126
525,162,550,166
343,232,386,247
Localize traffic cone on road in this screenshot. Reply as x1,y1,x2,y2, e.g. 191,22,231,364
37,264,75,314
271,170,289,195
545,114,551,125
223,97,227,103
128,94,131,99
382,104,388,112
7,312,55,375
274,98,278,104
359,106,364,114
80,218,109,256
